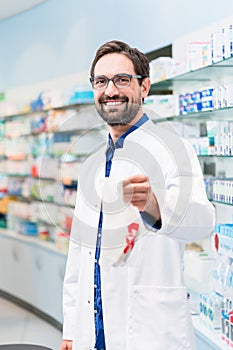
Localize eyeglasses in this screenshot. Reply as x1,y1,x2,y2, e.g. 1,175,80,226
90,73,143,90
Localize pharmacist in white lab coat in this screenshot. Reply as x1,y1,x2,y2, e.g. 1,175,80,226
60,40,215,350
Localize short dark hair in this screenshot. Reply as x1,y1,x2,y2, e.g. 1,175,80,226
90,40,150,85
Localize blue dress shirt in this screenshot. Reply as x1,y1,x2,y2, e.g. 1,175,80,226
93,114,161,349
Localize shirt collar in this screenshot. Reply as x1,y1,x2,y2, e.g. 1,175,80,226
107,113,149,152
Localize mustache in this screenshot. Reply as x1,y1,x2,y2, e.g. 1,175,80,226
99,95,129,103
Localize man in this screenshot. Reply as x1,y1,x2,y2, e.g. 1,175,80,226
60,40,215,350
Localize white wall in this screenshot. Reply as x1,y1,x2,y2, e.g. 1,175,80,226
1,0,233,90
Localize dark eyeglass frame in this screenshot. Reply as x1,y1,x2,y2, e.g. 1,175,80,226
89,73,144,90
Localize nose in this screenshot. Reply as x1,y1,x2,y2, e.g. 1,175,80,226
104,80,119,97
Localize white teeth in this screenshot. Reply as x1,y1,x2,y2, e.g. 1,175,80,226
105,101,123,106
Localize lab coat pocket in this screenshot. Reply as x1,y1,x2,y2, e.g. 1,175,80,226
128,285,192,350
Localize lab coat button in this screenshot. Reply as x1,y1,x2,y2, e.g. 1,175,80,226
88,300,90,304
94,309,97,313
94,284,97,288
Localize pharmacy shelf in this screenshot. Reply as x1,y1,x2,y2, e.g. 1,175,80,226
0,229,67,324
188,289,229,350
0,228,66,256
197,155,233,158
152,106,233,122
0,101,94,248
16,197,75,208
212,201,233,207
193,315,229,350
0,175,78,190
5,126,103,139
149,46,233,350
26,128,101,136
150,56,233,93
0,101,93,119
1,174,56,180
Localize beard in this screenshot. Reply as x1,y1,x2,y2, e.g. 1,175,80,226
95,94,141,125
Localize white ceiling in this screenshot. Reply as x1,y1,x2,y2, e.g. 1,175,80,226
0,0,48,21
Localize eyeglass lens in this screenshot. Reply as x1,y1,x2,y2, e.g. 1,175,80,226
93,75,131,89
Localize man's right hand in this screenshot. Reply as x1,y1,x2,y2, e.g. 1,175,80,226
59,340,73,350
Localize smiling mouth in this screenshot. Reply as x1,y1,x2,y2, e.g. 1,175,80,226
99,95,128,107
104,101,125,106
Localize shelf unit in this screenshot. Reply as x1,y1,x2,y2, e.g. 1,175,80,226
0,228,67,325
0,101,107,251
150,55,233,93
149,55,233,350
150,57,233,206
0,98,109,324
151,106,233,122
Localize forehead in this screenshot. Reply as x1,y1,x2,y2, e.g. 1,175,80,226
94,53,135,76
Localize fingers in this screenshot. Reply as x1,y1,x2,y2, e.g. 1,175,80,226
123,175,150,197
122,174,161,219
124,182,150,194
122,174,151,211
123,174,148,186
59,340,73,350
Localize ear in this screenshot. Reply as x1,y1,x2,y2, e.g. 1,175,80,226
141,77,151,98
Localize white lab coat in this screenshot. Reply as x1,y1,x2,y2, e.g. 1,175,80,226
62,119,215,350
